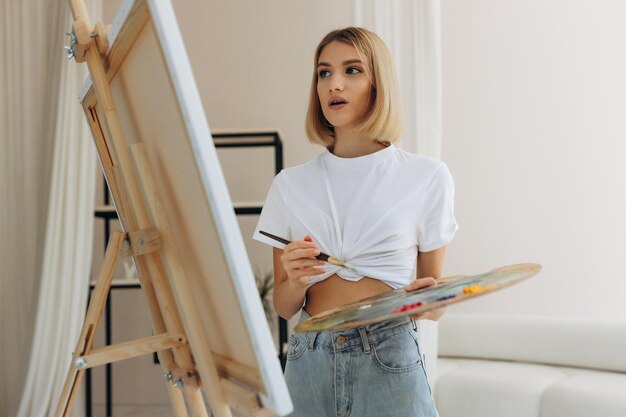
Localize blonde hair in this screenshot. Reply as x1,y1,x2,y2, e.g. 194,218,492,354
305,27,403,147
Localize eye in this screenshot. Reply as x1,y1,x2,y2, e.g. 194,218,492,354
346,67,362,75
318,70,331,79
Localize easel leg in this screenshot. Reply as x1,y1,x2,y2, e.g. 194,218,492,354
54,231,126,417
129,143,230,417
186,386,210,417
167,384,190,417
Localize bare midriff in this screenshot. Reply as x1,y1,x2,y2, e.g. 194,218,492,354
304,274,393,316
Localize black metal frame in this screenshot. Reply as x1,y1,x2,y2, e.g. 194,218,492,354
86,131,285,417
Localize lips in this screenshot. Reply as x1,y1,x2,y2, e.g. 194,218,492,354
328,96,348,110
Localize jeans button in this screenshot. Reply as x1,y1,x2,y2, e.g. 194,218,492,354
337,335,346,344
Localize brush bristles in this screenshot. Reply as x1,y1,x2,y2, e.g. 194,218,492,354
328,257,359,274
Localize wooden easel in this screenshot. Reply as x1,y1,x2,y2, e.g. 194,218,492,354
55,1,275,416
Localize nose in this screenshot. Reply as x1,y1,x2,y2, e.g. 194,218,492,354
329,74,344,92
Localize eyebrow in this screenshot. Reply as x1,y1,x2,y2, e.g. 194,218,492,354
317,59,363,68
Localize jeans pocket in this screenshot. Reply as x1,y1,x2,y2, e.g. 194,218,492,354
287,333,308,361
371,330,422,373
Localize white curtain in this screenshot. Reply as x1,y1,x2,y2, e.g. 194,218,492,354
8,2,101,417
1,2,66,416
353,0,443,387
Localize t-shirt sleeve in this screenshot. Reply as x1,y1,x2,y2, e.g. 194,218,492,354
252,172,292,249
417,163,459,252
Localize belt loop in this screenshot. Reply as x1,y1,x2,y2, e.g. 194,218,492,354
358,327,371,354
307,332,319,350
411,317,417,331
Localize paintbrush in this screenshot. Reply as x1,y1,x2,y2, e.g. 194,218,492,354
259,230,359,274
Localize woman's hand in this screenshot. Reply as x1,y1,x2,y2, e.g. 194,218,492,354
280,235,326,289
404,277,447,321
404,276,437,292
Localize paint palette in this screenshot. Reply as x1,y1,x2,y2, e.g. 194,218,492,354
295,263,541,332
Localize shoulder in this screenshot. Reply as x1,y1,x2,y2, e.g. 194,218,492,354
273,155,321,191
392,147,451,182
276,153,325,182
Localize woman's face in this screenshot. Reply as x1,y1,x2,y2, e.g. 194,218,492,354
316,41,372,131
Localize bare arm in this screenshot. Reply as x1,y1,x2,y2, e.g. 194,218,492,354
405,245,448,321
272,248,306,319
272,236,326,320
416,245,447,280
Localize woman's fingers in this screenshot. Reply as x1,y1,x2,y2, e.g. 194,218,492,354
288,258,325,269
285,247,321,261
410,306,447,321
281,252,324,271
405,277,446,321
282,237,321,265
286,263,326,278
280,235,326,285
284,241,318,252
288,267,326,289
293,267,326,278
284,237,319,259
404,277,438,292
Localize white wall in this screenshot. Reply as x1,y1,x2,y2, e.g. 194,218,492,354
440,0,626,319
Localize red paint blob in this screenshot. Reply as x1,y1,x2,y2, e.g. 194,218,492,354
392,302,423,314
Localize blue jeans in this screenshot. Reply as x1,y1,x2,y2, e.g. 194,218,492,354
284,310,438,417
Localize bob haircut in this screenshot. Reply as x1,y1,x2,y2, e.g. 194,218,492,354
305,27,403,147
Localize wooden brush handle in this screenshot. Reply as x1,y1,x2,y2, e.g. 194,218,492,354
260,230,333,262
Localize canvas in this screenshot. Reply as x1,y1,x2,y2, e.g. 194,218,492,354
71,0,292,415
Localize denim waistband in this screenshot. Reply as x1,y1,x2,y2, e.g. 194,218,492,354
299,309,417,352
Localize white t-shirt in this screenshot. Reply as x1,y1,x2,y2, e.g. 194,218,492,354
252,143,458,290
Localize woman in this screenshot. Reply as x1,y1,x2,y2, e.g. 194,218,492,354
253,27,458,417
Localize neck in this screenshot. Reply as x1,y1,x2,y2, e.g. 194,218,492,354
331,127,387,158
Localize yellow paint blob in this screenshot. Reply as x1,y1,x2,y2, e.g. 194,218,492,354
463,284,496,294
